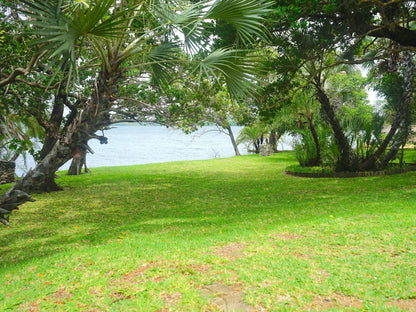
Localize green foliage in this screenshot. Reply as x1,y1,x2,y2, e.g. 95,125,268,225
292,124,338,167
237,121,270,152
0,111,43,161
205,0,271,46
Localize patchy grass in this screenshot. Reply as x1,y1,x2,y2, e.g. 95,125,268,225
1,152,416,311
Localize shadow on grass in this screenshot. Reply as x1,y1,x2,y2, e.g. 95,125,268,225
1,154,415,267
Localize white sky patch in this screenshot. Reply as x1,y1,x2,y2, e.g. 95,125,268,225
360,65,384,108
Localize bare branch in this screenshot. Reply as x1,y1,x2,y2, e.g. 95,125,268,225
0,50,47,88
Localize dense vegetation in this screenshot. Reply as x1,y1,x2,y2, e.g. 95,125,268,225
1,153,416,311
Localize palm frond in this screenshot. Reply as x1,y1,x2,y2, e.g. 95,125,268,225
197,48,259,98
155,1,207,53
147,42,180,85
205,0,272,46
20,0,135,78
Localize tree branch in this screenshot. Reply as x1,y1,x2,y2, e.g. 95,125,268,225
0,51,47,88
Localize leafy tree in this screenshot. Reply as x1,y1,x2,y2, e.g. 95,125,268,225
0,0,271,225
269,0,416,48
260,2,416,171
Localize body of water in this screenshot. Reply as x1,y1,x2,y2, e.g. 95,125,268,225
15,125,292,176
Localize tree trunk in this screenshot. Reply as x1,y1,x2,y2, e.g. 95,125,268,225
67,146,88,175
269,130,282,152
308,117,322,166
380,50,415,167
1,60,123,225
16,141,73,193
314,77,355,171
226,125,240,156
360,51,414,170
39,87,65,160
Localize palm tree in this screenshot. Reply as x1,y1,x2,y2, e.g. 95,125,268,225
0,0,271,224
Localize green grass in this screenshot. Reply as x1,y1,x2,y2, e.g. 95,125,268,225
1,152,416,311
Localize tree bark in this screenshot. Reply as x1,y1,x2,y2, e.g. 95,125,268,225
313,77,355,171
307,116,322,166
226,125,240,156
16,141,73,193
38,90,65,160
67,146,90,175
0,140,72,225
380,50,415,167
269,130,282,152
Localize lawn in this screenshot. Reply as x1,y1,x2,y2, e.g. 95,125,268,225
1,152,415,311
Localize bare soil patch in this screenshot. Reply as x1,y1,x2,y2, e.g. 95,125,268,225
211,242,247,260
311,269,331,283
160,292,182,306
385,299,416,311
202,283,259,311
307,294,363,310
271,233,305,241
111,261,159,286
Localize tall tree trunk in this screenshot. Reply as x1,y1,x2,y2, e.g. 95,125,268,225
313,77,355,171
380,50,415,167
226,125,240,156
307,117,322,166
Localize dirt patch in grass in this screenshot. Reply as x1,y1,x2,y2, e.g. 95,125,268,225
311,269,331,283
385,299,416,310
20,300,41,312
160,292,182,307
271,233,305,241
111,261,159,286
307,294,363,310
176,263,212,275
292,251,311,259
51,286,72,303
201,283,260,311
211,242,247,260
21,287,73,312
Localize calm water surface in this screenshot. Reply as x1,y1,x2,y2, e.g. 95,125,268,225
15,125,292,176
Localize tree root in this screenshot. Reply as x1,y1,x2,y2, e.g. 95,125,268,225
0,187,35,225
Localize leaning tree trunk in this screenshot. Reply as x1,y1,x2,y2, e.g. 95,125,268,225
360,50,415,170
16,141,73,193
314,77,355,171
226,125,241,156
380,50,415,167
0,59,123,225
0,141,72,225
